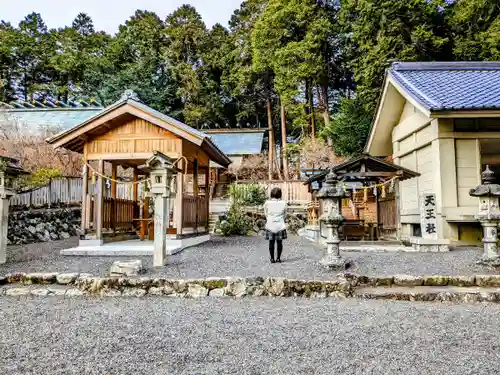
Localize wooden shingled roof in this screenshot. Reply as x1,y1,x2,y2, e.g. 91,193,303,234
304,153,420,185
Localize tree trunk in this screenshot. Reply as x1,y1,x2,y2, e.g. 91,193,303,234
308,82,316,137
280,101,288,180
266,98,275,180
318,84,332,146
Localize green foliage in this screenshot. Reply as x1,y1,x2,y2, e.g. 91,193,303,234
215,183,266,236
215,202,252,236
340,0,450,113
321,96,373,156
2,1,500,157
24,168,62,187
229,183,267,206
447,0,500,61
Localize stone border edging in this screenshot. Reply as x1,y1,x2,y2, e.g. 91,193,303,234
0,273,351,298
343,273,500,287
2,272,500,299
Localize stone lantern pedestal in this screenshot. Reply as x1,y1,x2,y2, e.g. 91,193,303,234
146,151,180,267
469,165,500,266
316,170,348,270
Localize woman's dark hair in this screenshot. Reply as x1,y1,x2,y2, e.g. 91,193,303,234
270,187,282,199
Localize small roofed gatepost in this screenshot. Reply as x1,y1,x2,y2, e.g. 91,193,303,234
0,156,29,264
145,151,181,267
469,165,500,266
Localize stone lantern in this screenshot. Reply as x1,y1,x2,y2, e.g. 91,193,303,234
316,169,349,270
469,165,500,265
145,151,180,267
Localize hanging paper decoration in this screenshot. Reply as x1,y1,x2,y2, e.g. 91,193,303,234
91,172,96,185
389,178,395,193
381,184,386,198
363,188,368,202
373,186,378,197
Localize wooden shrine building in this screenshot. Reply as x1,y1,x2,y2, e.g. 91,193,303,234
47,90,231,251
304,154,419,241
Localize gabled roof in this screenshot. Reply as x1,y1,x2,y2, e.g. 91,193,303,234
389,61,500,112
0,108,102,133
204,129,265,156
304,154,419,185
46,91,232,168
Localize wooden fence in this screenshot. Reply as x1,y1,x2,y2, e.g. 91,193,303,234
10,177,141,208
182,195,208,230
235,180,310,203
11,177,83,207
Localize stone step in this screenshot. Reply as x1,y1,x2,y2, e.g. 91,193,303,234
354,286,500,303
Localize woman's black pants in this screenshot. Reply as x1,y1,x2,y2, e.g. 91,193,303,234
269,240,283,260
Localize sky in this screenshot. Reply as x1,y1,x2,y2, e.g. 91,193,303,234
0,0,244,33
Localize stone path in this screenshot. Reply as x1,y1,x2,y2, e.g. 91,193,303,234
0,235,492,278
2,297,500,375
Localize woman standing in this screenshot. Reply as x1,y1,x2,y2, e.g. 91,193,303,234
263,187,287,263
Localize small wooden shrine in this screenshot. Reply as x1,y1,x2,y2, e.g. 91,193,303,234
47,91,231,247
305,154,419,240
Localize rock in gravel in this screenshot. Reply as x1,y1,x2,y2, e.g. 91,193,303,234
186,284,208,298
225,278,247,297
65,289,84,297
122,288,147,297
56,273,79,285
393,275,424,287
448,275,476,287
23,272,58,285
6,287,30,296
423,275,449,286
148,287,164,296
31,288,50,296
475,275,500,287
209,288,225,297
109,260,143,277
5,272,25,283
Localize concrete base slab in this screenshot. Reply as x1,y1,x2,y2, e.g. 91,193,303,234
61,235,210,256
410,237,450,252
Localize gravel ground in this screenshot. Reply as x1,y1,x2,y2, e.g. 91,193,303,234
1,297,500,375
0,236,492,278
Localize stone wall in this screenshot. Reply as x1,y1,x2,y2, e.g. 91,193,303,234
8,208,81,245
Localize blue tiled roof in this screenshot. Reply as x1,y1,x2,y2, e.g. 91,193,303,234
0,108,102,132
207,131,264,156
390,62,500,111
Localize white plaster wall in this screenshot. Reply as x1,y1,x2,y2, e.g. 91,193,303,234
455,139,480,207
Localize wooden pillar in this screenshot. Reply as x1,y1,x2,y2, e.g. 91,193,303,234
111,163,117,198
111,163,117,232
96,159,105,240
81,163,88,234
193,159,199,232
204,167,209,232
132,168,138,202
193,159,199,196
175,160,184,235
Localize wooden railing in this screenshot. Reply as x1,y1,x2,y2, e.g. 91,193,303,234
235,180,310,203
182,195,208,230
89,197,137,232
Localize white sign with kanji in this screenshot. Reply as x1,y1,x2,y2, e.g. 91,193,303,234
420,193,438,239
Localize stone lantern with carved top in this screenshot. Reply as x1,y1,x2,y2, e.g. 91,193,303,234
145,151,181,267
469,165,500,265
316,169,349,270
